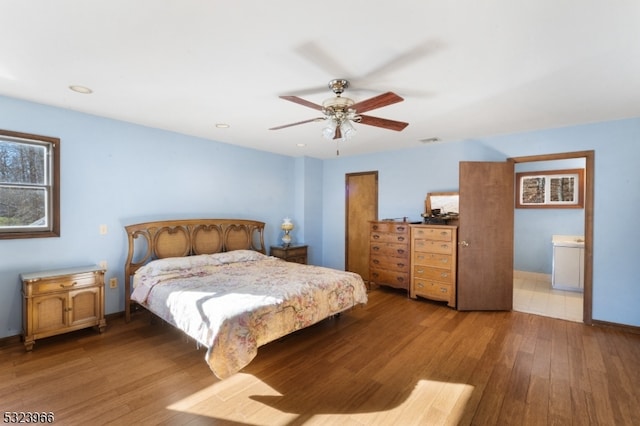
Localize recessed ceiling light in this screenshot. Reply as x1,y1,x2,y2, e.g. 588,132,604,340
69,85,93,94
296,143,306,147
215,123,230,128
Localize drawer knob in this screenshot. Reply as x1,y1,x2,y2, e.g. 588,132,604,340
397,237,405,242
373,235,380,239
373,259,380,264
417,269,424,273
60,282,78,288
397,249,405,254
397,226,406,232
397,263,405,268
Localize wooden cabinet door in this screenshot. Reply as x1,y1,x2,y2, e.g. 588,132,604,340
69,287,101,326
32,294,68,334
457,161,514,310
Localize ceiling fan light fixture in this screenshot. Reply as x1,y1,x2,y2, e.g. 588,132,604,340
340,119,356,140
322,120,337,140
271,79,408,153
322,96,354,110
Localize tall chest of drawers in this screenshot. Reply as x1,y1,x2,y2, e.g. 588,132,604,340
369,221,410,294
410,224,457,308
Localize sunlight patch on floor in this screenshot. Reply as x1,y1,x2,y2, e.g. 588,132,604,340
353,380,474,425
167,375,474,425
167,373,296,425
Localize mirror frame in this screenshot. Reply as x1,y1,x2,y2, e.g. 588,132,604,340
425,191,459,216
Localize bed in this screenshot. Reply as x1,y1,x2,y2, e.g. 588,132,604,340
124,218,368,379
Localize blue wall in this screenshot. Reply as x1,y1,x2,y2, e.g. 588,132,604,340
2,94,639,338
322,120,640,327
0,96,310,338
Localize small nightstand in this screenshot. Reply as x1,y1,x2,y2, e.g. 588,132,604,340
270,245,308,264
21,265,107,351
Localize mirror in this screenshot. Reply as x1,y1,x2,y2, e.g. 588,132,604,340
425,191,459,217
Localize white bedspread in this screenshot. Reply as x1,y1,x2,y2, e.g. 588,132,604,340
131,250,368,378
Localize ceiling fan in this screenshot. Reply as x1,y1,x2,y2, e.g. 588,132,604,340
269,79,409,141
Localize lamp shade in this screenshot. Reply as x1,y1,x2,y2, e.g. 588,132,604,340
281,217,294,231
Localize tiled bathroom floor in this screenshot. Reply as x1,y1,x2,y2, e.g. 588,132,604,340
513,271,583,322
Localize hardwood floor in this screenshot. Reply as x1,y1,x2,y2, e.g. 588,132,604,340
2,287,639,425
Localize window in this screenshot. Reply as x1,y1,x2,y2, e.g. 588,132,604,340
0,129,60,239
515,168,584,209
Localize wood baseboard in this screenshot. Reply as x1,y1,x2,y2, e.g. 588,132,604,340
591,319,640,334
0,311,127,348
0,333,21,348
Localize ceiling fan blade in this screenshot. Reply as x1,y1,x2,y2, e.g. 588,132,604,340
358,115,409,131
280,95,323,111
360,40,443,82
351,92,404,114
295,42,352,80
269,117,324,130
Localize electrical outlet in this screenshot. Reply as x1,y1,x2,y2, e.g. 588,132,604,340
99,260,107,270
109,277,118,289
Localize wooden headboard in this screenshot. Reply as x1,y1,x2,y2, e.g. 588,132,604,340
123,218,266,322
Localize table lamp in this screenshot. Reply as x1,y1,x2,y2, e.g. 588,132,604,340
281,217,294,247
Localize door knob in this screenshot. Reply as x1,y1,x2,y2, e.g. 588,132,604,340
459,240,469,247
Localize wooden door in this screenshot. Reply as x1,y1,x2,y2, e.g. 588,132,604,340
345,171,378,279
457,161,514,310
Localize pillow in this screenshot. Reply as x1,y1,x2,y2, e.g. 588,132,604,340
136,253,223,277
208,249,267,264
136,250,266,278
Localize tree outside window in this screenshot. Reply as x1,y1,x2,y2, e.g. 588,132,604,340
0,130,60,239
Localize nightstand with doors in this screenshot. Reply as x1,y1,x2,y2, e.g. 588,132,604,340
21,265,107,351
270,245,308,264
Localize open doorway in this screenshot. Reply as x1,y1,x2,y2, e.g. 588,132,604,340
510,151,594,324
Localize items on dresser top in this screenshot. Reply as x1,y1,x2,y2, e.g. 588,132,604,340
21,265,107,351
422,191,460,226
369,220,411,295
410,224,458,308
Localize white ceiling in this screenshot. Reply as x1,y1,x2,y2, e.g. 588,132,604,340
2,1,639,159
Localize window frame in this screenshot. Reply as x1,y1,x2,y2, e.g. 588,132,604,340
515,168,584,209
0,129,60,239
